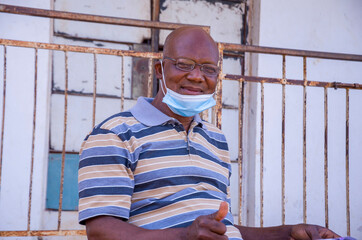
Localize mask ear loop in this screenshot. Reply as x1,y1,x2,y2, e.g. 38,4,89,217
159,59,168,95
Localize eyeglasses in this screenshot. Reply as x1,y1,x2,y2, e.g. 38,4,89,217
163,57,219,76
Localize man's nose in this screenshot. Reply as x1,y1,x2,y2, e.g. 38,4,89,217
186,65,205,82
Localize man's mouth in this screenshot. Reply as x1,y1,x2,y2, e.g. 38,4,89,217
180,86,203,95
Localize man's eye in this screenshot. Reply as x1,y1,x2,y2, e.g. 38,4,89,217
203,65,217,74
177,62,193,70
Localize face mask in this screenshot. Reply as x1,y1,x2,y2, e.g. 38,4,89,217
159,60,216,117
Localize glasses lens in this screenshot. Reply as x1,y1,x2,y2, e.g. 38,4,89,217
202,64,219,75
173,58,219,76
175,58,195,71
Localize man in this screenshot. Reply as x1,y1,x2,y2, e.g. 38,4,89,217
78,27,340,240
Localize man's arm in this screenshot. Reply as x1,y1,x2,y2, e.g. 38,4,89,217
86,203,229,240
235,224,340,240
86,216,186,240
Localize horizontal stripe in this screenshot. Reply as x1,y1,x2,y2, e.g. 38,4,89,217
134,155,229,177
192,127,228,150
79,177,134,191
138,147,189,160
79,154,131,168
131,183,224,204
189,146,230,170
134,175,227,195
79,186,133,198
131,191,224,216
79,205,130,224
79,195,131,207
134,166,227,186
79,198,131,212
78,168,134,182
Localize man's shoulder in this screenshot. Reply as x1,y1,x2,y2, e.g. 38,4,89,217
200,120,224,135
95,110,140,133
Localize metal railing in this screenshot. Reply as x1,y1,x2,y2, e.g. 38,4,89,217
0,3,361,238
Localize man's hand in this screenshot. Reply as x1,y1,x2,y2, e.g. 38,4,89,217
185,201,229,240
290,223,341,240
236,222,341,240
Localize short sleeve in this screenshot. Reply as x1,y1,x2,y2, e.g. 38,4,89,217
78,127,134,225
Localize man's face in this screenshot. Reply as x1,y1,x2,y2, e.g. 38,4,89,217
159,30,219,96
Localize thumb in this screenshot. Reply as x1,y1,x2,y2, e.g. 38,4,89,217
212,201,229,222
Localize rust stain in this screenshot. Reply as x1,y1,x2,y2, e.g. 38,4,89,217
260,81,264,227
147,58,154,98
0,39,162,59
215,43,224,129
223,75,362,90
303,57,307,224
92,53,97,127
324,87,329,228
121,56,125,111
58,51,69,230
27,48,38,230
238,78,245,225
221,43,362,62
0,230,86,237
0,46,6,186
345,89,351,236
281,55,286,225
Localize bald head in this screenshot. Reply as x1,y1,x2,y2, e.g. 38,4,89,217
163,27,218,62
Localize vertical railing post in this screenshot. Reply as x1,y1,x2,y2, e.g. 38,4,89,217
27,48,38,231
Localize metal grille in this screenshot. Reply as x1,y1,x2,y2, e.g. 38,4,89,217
0,3,362,238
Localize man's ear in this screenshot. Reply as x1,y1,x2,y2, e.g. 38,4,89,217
154,60,162,79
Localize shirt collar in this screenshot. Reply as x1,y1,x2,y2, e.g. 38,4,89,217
130,97,206,129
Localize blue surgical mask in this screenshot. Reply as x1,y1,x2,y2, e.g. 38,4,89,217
159,60,216,117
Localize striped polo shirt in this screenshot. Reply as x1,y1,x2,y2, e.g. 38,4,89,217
78,97,243,240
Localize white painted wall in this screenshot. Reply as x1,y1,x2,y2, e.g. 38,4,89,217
250,1,362,239
0,0,53,233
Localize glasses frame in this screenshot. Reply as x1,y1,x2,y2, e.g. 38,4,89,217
163,56,220,76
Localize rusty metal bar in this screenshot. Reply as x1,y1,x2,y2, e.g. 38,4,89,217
303,57,307,224
221,43,362,62
0,4,209,32
27,48,38,231
238,78,245,225
3,39,361,64
324,87,329,228
0,230,86,237
215,43,224,129
0,46,6,186
345,89,350,236
151,0,161,48
92,53,97,127
58,50,69,230
121,56,125,111
224,74,362,90
52,90,130,99
281,55,286,225
260,81,265,227
50,150,78,154
147,58,154,98
151,0,160,96
201,109,209,122
0,39,162,59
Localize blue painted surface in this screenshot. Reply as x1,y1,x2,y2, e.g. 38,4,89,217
46,153,79,210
